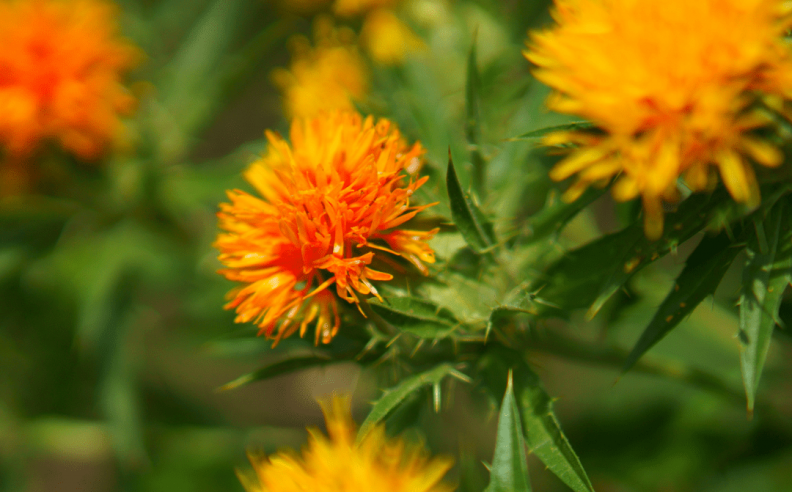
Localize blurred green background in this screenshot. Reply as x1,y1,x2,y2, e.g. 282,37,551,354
1,1,791,491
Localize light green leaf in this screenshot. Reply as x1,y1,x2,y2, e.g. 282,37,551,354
218,355,339,391
485,371,531,492
622,228,745,373
740,198,792,414
447,152,496,253
357,363,470,442
466,33,486,198
369,296,459,339
479,345,594,492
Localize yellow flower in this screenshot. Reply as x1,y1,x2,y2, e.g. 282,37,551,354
237,395,455,492
361,9,424,65
0,0,139,161
273,19,368,120
525,0,792,238
333,0,397,17
214,111,437,345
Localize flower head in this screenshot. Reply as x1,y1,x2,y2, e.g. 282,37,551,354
525,0,792,238
333,0,397,17
237,395,455,492
0,0,139,161
273,19,368,120
215,111,437,344
361,9,424,65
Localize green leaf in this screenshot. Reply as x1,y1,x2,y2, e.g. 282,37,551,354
218,355,338,391
507,122,595,142
369,296,459,339
479,345,594,492
522,186,609,244
530,189,733,318
357,363,470,442
485,371,531,492
466,33,485,198
622,228,746,373
447,152,496,253
740,198,792,414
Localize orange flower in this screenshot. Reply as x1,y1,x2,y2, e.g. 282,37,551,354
0,0,139,161
215,111,437,345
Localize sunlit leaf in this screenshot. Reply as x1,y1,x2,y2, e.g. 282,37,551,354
622,228,746,373
357,363,470,442
479,345,594,492
740,198,792,414
447,152,496,253
485,371,531,492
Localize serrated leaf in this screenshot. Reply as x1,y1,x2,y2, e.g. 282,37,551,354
485,371,531,492
357,363,469,442
369,296,459,339
447,153,496,253
740,198,792,414
622,228,745,373
507,122,594,142
218,355,337,391
530,189,733,318
466,33,485,197
479,345,594,492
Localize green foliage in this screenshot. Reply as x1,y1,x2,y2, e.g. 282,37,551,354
446,153,497,254
485,371,531,492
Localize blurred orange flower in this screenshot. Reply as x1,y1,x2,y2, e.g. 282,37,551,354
237,395,455,492
215,111,437,345
361,9,424,65
273,19,368,119
0,0,139,161
526,0,792,238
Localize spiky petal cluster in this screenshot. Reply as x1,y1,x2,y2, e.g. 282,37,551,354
215,111,437,344
237,396,455,492
525,0,792,238
272,19,368,119
0,0,139,161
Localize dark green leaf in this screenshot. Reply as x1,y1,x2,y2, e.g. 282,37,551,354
622,228,746,373
357,363,470,442
485,371,531,492
479,345,594,492
507,122,595,142
369,296,459,339
447,152,496,253
522,186,609,244
218,355,338,391
740,198,792,414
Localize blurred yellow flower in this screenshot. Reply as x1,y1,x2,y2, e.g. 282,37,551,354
237,395,455,492
273,19,368,119
0,0,139,161
361,9,424,65
215,111,436,345
525,0,792,238
333,0,398,17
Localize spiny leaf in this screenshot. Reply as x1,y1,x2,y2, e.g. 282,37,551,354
740,198,792,414
507,122,594,142
622,228,746,373
369,295,458,339
218,355,337,391
466,32,486,198
357,363,470,442
479,345,594,492
529,189,733,319
521,186,609,244
447,152,496,253
485,371,531,492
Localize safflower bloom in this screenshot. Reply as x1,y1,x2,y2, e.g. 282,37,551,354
361,9,424,65
237,395,455,492
273,20,368,120
0,0,139,161
525,0,792,238
215,111,437,345
333,0,397,17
